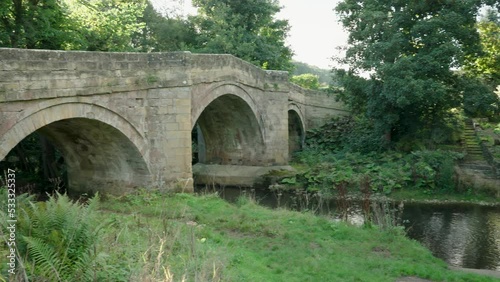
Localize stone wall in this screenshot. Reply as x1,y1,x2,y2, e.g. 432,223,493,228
288,83,349,129
0,48,346,194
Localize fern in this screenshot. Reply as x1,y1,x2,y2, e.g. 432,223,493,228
23,236,64,281
11,192,102,281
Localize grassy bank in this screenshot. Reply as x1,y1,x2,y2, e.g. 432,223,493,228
75,192,500,280
3,190,498,281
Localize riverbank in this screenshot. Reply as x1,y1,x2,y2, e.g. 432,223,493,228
388,189,500,207
94,191,497,281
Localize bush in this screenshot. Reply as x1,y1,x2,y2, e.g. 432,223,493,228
0,191,103,281
305,116,389,153
407,150,463,191
291,150,464,195
462,77,499,118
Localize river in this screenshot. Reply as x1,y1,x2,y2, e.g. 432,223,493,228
200,186,500,271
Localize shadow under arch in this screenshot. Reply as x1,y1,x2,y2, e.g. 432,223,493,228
288,104,306,158
192,83,266,138
193,93,265,166
0,103,150,195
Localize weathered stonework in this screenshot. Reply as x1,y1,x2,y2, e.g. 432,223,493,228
0,48,346,194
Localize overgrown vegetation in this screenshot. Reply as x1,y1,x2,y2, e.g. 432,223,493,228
1,190,497,281
0,191,102,281
334,0,500,143
282,115,498,202
292,61,334,86
290,73,321,90
292,149,462,195
295,1,500,202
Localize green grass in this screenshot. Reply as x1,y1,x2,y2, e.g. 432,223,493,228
93,190,498,281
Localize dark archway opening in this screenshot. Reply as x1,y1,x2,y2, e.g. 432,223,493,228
0,132,67,198
192,94,264,166
288,110,305,159
1,118,149,198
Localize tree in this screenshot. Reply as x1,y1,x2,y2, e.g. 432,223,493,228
190,0,293,71
136,2,196,52
63,0,147,51
461,8,499,118
291,73,320,90
0,0,75,49
465,8,500,86
292,61,334,85
335,0,494,143
460,75,498,117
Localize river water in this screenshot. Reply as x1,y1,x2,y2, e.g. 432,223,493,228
403,203,500,271
200,187,500,271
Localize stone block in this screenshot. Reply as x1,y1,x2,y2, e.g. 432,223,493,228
0,48,346,195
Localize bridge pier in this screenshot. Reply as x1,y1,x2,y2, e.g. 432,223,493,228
0,48,346,195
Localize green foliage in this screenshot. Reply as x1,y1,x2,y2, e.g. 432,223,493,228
0,0,76,49
334,0,489,142
305,116,389,153
305,116,354,151
0,192,103,281
292,149,463,195
494,123,500,135
461,76,499,118
464,8,500,87
0,133,67,195
292,61,333,85
0,0,294,70
190,0,293,71
290,73,320,90
2,191,493,281
136,2,197,52
63,0,147,51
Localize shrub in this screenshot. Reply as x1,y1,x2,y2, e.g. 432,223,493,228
291,150,464,195
0,191,103,281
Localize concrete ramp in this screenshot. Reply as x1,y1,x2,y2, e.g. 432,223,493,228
193,163,295,187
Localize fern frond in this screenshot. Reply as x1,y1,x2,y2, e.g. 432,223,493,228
12,192,103,282
23,236,64,281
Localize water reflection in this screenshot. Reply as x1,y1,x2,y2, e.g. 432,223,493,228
402,205,500,271
199,186,500,271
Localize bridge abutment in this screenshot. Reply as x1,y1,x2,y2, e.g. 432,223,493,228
0,48,346,194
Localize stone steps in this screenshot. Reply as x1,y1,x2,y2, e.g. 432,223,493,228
460,119,498,180
460,163,496,179
462,120,486,162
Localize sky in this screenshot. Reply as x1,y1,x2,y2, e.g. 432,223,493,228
153,0,349,70
277,1,348,69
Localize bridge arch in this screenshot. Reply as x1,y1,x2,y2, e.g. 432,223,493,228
0,102,150,195
192,83,265,165
288,103,306,157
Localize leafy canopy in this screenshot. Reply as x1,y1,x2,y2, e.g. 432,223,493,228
63,0,147,51
291,74,320,90
137,2,197,52
190,0,293,71
465,8,500,86
335,0,496,142
0,0,74,49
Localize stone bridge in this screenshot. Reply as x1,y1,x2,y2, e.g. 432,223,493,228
0,48,347,194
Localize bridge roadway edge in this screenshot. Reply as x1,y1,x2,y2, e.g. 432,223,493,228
0,48,346,194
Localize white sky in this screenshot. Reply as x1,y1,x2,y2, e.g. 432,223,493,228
153,0,349,70
277,0,348,69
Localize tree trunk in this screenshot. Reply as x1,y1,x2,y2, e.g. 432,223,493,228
39,135,58,180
